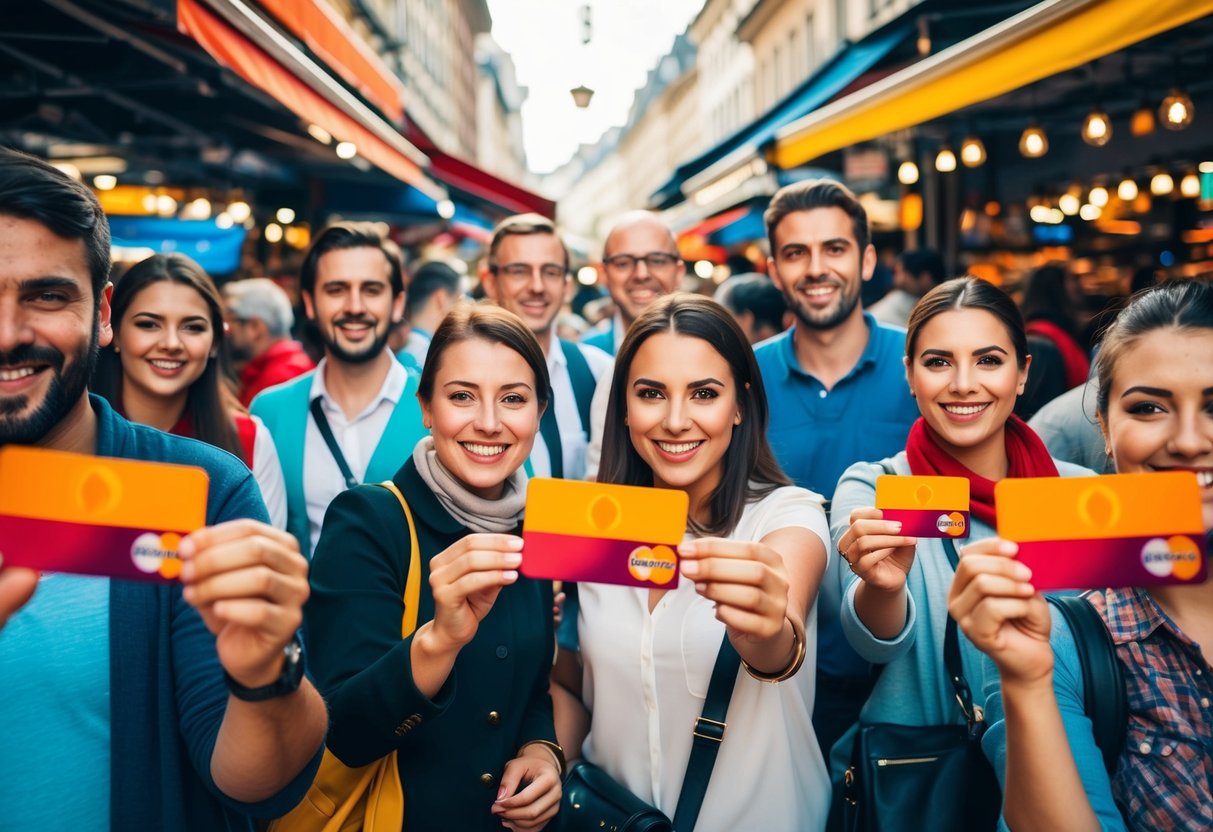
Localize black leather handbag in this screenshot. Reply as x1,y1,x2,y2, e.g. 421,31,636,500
558,637,740,832
841,538,1001,832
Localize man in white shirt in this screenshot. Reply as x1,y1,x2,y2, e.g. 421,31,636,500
252,223,427,557
481,214,612,481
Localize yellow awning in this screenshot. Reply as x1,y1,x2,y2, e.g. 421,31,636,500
772,0,1213,169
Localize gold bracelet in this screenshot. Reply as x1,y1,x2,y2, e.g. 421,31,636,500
519,739,567,777
741,614,807,683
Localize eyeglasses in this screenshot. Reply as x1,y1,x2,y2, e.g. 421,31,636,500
490,262,568,284
602,252,680,275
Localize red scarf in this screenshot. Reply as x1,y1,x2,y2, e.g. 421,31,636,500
904,415,1058,526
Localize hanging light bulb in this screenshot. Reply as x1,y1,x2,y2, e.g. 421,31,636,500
1081,108,1112,146
1079,203,1101,221
1058,192,1081,216
1150,172,1174,196
1117,176,1139,202
935,146,957,173
897,160,920,185
1180,172,1201,198
959,136,986,167
1130,102,1156,137
1159,88,1194,130
1029,204,1052,224
1019,123,1048,158
1088,185,1109,207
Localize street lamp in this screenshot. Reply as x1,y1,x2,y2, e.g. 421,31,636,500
570,85,595,109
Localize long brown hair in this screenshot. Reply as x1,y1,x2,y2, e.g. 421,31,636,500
92,253,244,458
598,293,790,537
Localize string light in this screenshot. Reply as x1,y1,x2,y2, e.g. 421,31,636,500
1019,123,1048,158
1159,88,1194,130
897,161,919,185
934,146,957,173
1081,108,1112,146
1117,176,1139,202
959,136,986,167
1150,172,1174,196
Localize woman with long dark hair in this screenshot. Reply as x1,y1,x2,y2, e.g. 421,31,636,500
92,253,286,526
555,293,830,831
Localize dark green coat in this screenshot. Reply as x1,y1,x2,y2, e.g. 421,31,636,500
305,457,556,832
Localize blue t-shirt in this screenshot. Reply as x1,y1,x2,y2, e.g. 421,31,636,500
0,575,111,828
754,314,918,678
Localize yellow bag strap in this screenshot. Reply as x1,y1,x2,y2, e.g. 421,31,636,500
374,481,422,639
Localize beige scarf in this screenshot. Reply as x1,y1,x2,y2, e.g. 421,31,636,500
411,436,527,533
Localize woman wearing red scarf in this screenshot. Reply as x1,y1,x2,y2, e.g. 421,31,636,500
823,277,1089,824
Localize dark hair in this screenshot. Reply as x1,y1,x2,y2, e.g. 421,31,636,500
906,277,1029,368
417,302,551,414
299,221,405,296
1094,279,1213,416
599,293,790,537
725,274,787,334
1021,263,1078,335
92,253,244,458
764,178,870,258
488,213,569,270
0,146,111,301
405,261,461,318
898,248,947,287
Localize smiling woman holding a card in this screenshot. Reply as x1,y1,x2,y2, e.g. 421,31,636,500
554,294,831,832
828,277,1090,830
949,279,1213,831
305,304,563,832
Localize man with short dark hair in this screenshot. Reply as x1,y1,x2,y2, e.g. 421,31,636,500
481,214,610,480
224,277,315,406
755,178,919,758
252,222,427,557
868,247,947,328
0,147,324,830
400,260,461,367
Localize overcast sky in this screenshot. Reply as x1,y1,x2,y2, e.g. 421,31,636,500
487,0,703,175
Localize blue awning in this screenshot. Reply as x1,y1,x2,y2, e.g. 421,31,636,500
323,181,493,231
109,217,248,275
709,206,767,246
650,23,909,210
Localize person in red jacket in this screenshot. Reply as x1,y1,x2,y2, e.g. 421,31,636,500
223,277,315,405
1021,264,1090,389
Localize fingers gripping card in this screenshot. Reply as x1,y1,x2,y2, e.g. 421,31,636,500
875,475,971,539
521,478,689,588
995,472,1206,590
0,446,208,582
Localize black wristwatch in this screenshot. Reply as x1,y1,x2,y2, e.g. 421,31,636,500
223,633,305,702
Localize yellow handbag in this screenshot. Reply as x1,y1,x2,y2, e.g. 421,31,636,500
270,481,421,832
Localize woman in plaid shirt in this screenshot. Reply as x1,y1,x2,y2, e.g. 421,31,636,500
949,278,1213,831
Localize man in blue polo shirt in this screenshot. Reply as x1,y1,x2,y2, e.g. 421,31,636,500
754,179,919,760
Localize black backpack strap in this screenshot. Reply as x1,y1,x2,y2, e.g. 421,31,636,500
672,635,741,831
1047,593,1127,775
559,338,596,439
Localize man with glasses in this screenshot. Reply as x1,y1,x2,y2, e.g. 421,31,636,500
252,222,427,558
481,214,611,481
583,211,686,356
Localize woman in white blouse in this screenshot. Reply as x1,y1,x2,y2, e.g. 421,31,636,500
553,294,830,831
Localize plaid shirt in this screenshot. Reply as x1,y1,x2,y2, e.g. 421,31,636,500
1088,587,1213,830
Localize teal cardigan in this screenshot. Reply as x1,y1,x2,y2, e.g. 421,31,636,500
251,369,428,558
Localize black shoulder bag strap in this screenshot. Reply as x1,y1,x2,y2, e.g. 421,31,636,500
672,635,742,831
310,397,359,490
941,537,982,734
1046,593,1127,774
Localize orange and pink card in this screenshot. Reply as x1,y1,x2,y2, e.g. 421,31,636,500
521,478,688,588
995,472,1207,590
0,446,208,582
875,475,970,539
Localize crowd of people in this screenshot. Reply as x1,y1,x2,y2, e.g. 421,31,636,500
0,144,1208,832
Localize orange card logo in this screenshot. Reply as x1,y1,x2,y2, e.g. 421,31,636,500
936,512,967,536
1141,536,1202,581
626,545,677,585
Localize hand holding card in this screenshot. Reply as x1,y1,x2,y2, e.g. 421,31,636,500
521,478,688,588
0,446,208,583
875,474,970,539
996,472,1207,590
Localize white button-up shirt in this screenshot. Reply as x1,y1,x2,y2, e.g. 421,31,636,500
527,331,611,481
304,357,407,552
578,486,831,831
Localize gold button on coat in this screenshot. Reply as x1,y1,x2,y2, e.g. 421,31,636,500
487,710,501,726
480,772,495,787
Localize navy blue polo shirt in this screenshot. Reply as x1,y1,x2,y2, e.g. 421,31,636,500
755,313,918,677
